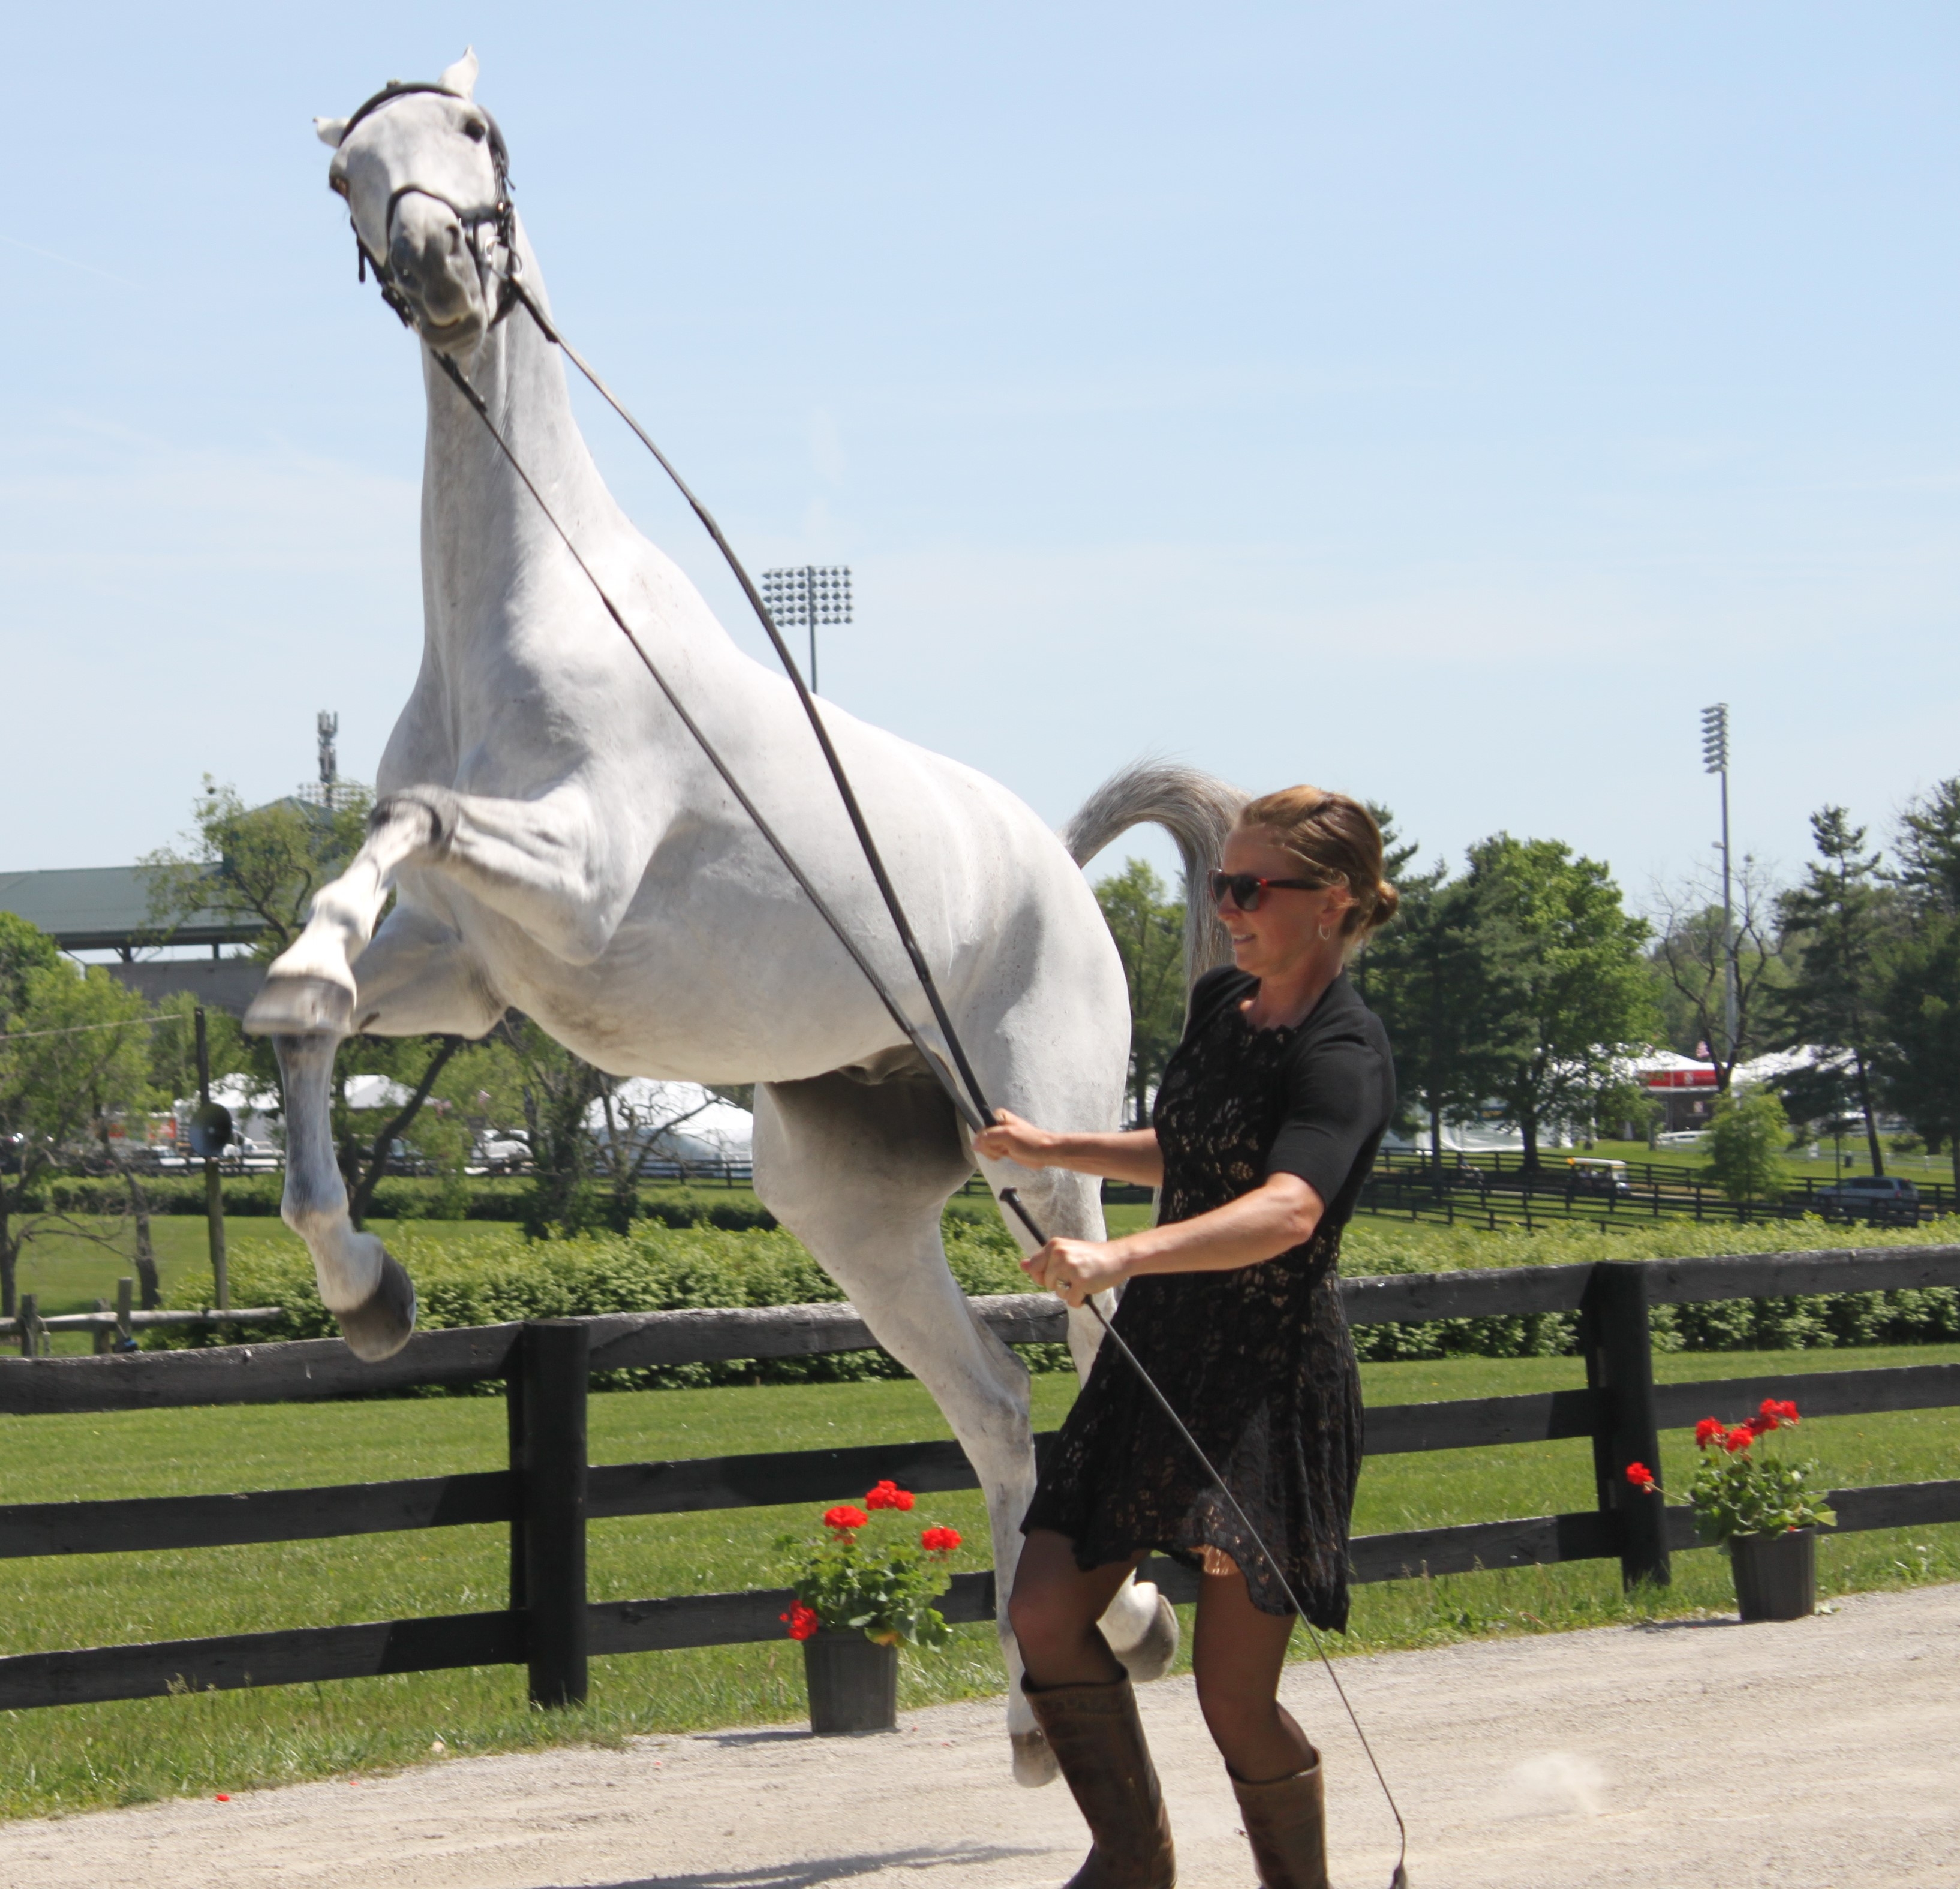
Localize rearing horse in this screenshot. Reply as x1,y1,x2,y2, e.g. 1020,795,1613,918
248,51,1244,1780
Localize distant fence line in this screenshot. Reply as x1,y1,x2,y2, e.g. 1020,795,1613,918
1,1247,1956,1714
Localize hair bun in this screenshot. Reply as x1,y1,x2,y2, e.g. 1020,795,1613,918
1372,878,1400,926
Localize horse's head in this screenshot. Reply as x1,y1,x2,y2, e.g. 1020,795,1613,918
315,50,512,356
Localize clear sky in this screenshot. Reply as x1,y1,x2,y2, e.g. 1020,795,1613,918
2,4,1954,910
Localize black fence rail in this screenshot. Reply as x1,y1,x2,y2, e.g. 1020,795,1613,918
1,1250,1958,1713
1372,1146,1958,1222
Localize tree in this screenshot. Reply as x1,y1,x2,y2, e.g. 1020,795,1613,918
1703,1087,1790,1207
1093,858,1187,1127
1364,862,1531,1181
0,954,155,1316
1646,856,1787,1085
1773,807,1896,1174
1873,779,1960,1186
1463,835,1655,1169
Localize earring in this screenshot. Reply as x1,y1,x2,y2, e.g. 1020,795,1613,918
1317,922,1334,941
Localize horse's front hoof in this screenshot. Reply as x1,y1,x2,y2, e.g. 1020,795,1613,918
1113,1592,1180,1685
1011,1728,1059,1787
245,973,353,1037
337,1250,417,1361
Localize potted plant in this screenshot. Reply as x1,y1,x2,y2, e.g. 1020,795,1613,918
1629,1398,1836,1622
778,1479,963,1734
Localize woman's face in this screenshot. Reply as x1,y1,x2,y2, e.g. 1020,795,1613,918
1216,826,1354,980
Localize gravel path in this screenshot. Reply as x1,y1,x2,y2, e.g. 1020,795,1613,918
4,1583,1955,1889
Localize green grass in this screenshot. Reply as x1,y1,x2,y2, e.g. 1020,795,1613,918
1,1346,1955,1821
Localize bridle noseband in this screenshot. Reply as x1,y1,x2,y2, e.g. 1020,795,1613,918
336,81,517,334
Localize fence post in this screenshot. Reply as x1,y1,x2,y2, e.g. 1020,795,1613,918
1580,1261,1669,1591
18,1293,42,1359
510,1319,590,1708
115,1277,134,1350
92,1297,111,1356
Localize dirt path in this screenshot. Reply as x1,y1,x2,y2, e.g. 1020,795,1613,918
4,1583,1955,1889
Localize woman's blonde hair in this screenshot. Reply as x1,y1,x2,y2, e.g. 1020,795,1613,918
1236,786,1400,941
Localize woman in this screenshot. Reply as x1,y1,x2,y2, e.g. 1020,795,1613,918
975,786,1397,1889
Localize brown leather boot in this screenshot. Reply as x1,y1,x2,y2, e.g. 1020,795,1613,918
1230,1750,1327,1889
1023,1674,1176,1888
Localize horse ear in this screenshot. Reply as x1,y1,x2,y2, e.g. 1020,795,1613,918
314,116,350,148
439,47,479,99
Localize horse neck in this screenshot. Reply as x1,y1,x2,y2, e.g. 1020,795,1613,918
419,232,620,607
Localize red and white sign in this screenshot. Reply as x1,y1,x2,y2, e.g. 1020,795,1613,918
1645,1067,1718,1091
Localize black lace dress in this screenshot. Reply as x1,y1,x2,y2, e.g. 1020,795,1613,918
1021,967,1394,1626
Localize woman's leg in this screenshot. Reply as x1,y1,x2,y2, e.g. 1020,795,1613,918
1191,1559,1314,1782
1008,1529,1141,1688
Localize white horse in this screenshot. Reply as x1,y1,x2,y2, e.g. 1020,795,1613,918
248,51,1244,1779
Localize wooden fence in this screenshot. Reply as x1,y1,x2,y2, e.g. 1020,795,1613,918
1,1249,1957,1714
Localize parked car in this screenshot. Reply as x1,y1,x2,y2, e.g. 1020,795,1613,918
472,1133,533,1174
1811,1174,1920,1226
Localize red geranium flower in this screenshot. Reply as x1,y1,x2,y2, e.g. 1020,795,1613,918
1773,1399,1800,1425
823,1505,869,1532
1695,1418,1726,1449
1624,1462,1657,1491
865,1480,916,1512
781,1602,821,1641
1724,1427,1754,1454
920,1526,963,1554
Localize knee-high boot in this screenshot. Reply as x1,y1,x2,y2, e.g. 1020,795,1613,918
1023,1674,1177,1889
1229,1749,1327,1889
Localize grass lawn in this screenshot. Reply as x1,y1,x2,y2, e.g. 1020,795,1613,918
0,1344,1954,1821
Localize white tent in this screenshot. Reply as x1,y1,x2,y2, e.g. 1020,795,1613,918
584,1078,753,1165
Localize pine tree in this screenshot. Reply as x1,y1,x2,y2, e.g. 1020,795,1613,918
1773,807,1897,1174
1875,780,1960,1186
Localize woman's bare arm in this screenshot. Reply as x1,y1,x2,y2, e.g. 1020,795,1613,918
1020,1173,1324,1307
973,1109,1165,1188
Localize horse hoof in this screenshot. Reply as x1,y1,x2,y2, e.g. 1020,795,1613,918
1011,1728,1059,1788
1114,1593,1180,1685
337,1251,417,1361
244,974,353,1037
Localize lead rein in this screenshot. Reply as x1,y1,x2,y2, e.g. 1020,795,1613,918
431,284,1409,1887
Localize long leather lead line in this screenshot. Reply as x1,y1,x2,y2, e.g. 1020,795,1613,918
430,300,1410,1888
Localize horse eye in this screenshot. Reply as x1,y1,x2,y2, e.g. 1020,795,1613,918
329,174,350,198
463,119,486,142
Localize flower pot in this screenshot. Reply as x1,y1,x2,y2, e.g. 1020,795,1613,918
1728,1527,1817,1623
802,1630,898,1735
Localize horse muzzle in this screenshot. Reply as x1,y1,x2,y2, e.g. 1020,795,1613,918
386,193,489,351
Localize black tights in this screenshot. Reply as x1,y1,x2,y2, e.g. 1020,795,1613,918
1008,1527,1314,1785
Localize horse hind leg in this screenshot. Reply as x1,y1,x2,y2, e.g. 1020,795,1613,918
979,1161,1180,1685
754,1069,1064,1784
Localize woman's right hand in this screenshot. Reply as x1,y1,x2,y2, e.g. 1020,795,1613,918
973,1108,1055,1171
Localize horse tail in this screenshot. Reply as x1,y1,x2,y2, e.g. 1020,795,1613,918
1062,760,1247,990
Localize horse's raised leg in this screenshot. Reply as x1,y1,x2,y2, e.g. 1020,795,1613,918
754,1070,1070,1783
246,816,504,1358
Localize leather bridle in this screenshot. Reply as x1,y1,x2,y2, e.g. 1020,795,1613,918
335,81,517,334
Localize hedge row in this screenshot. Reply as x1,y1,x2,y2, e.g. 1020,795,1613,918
24,1173,778,1232
153,1210,1960,1388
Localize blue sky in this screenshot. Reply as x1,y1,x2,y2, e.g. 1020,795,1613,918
2,4,1954,909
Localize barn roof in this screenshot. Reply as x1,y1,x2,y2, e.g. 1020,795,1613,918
0,865,266,953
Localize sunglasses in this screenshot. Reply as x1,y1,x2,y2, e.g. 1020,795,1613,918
1207,870,1323,913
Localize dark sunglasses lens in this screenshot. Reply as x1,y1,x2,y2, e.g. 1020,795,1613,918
1210,871,1261,912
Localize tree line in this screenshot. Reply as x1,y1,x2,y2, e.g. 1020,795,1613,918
1095,780,1960,1189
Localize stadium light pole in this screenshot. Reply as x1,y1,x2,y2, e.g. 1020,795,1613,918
1700,703,1737,1069
758,566,853,695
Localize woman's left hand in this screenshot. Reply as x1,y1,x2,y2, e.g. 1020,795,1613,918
1022,1237,1127,1308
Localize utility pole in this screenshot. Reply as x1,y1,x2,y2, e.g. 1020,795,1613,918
317,711,340,811
191,1006,230,1311
1700,703,1737,1073
758,566,853,695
